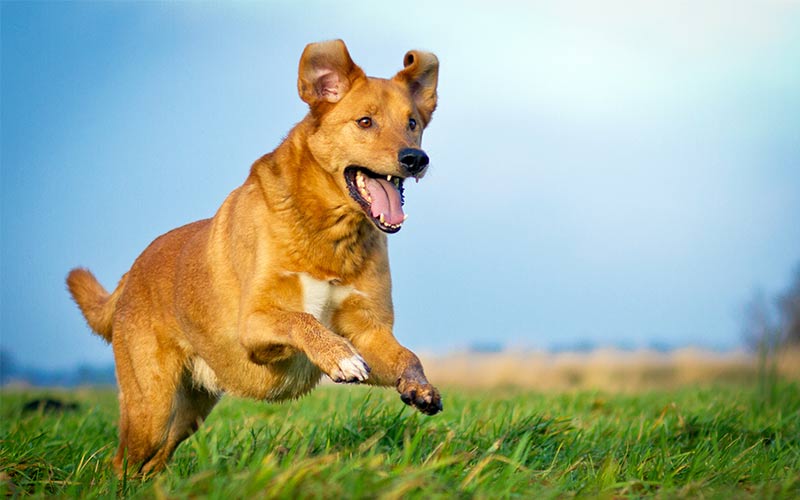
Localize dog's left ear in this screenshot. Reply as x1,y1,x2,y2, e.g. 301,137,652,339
298,39,366,109
393,50,439,125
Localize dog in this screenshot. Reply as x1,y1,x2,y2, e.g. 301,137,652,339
67,39,442,475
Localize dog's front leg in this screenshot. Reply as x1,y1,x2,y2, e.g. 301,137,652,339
387,340,443,416
240,309,370,383
334,302,442,415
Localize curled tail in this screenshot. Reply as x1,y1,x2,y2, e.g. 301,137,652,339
66,268,126,342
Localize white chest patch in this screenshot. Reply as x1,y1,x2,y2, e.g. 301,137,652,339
297,273,358,328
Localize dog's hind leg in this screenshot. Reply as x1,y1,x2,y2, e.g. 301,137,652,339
137,378,218,475
114,366,218,476
113,362,178,475
111,322,217,476
114,380,177,475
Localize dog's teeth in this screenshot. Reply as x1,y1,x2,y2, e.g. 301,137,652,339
358,182,372,202
387,175,392,181
379,213,385,224
403,214,409,221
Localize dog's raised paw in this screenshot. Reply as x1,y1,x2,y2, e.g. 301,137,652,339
330,354,370,383
399,381,442,415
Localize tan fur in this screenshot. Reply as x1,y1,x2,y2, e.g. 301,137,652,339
67,40,442,476
66,268,126,341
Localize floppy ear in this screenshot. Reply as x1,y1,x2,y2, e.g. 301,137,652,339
393,50,439,125
297,39,366,108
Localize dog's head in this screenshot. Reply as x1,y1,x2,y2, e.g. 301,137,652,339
297,40,438,234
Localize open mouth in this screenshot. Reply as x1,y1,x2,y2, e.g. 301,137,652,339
344,166,407,233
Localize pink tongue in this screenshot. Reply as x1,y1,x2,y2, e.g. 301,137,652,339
365,178,404,225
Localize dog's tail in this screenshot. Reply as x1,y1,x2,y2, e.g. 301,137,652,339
66,268,126,343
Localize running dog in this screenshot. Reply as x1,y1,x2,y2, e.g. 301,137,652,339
67,39,441,475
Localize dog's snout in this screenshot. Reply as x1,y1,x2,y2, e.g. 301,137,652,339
398,148,429,176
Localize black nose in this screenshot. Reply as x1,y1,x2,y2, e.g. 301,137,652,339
398,148,429,176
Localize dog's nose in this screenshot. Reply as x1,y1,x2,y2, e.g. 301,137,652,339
398,148,429,176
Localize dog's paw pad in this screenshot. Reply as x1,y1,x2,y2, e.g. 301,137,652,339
399,382,442,415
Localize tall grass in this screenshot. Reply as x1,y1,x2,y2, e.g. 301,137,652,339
1,382,799,498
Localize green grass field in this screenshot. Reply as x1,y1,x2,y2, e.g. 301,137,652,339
1,381,799,498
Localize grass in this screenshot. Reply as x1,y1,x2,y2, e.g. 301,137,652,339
1,381,799,498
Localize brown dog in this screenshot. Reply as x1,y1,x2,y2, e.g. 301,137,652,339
67,39,442,475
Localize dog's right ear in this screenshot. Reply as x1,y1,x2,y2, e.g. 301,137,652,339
297,40,366,108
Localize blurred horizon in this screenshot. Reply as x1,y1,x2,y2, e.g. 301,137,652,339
2,1,799,371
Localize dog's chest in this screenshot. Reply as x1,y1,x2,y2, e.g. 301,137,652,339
297,273,357,328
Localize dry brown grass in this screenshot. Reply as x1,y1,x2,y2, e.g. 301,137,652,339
420,347,800,391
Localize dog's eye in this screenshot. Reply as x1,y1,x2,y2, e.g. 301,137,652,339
409,118,417,131
356,117,373,129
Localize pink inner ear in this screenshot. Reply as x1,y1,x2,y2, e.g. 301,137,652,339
314,68,342,102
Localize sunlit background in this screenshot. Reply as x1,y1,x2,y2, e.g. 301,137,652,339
2,1,799,372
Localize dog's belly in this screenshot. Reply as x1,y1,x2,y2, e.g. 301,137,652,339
189,351,323,401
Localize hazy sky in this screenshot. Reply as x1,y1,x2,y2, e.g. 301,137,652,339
2,1,799,370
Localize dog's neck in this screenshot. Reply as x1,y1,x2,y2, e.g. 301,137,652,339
250,124,384,281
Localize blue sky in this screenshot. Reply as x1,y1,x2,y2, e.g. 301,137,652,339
2,1,799,370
